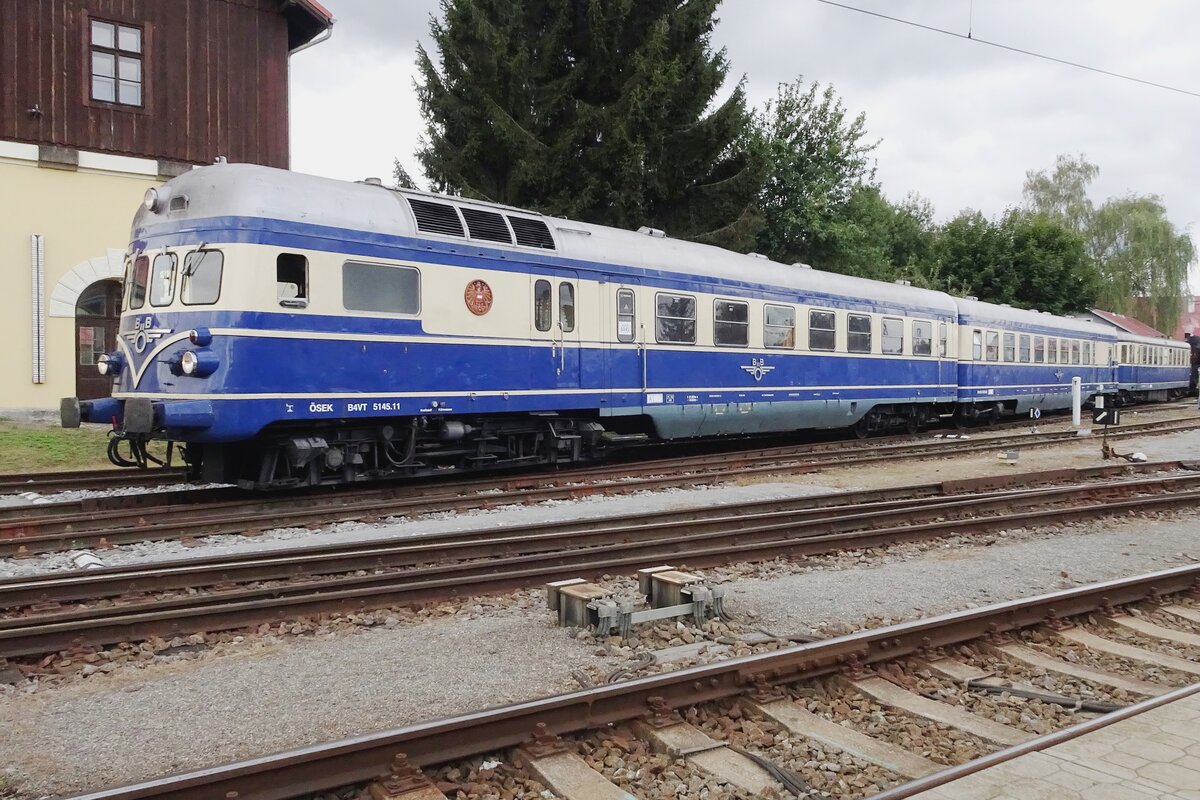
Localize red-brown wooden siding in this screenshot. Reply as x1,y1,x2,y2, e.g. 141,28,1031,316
0,0,294,167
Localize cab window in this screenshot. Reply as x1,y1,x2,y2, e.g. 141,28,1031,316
181,250,224,305
127,254,149,309
148,252,176,307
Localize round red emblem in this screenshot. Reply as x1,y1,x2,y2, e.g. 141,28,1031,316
464,279,493,316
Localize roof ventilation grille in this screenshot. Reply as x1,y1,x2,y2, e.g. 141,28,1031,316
362,177,383,186
792,262,814,269
508,217,556,249
408,198,465,237
964,295,979,301
637,226,665,238
747,252,768,260
894,279,912,286
461,208,513,245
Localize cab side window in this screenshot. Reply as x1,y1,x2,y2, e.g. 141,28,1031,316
277,253,308,308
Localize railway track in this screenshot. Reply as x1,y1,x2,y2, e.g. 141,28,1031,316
4,416,1200,557
1,401,1193,499
0,466,186,495
3,460,1198,659
65,564,1200,800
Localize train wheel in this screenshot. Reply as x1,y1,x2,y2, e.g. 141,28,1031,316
853,416,871,439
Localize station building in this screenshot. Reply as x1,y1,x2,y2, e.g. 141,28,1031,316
0,0,333,413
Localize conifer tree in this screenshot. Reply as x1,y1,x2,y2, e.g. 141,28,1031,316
415,0,762,249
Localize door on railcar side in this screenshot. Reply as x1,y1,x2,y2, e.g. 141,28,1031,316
529,272,581,396
936,322,955,394
607,283,643,403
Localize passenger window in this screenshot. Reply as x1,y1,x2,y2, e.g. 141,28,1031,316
985,331,999,362
1047,338,1058,364
181,250,223,305
809,310,836,351
277,253,308,308
128,254,149,309
714,299,749,346
847,314,872,353
972,330,982,360
1002,332,1015,362
533,279,552,332
341,261,419,314
764,304,795,349
148,252,176,307
558,282,575,333
912,321,933,357
1061,340,1070,363
882,318,904,355
1034,337,1045,363
656,293,696,344
1019,335,1030,363
938,323,948,358
616,289,635,343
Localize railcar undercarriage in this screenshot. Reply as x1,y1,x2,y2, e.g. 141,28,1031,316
180,414,614,490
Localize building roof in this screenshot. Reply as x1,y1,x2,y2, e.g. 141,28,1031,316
1173,296,1200,340
284,0,334,51
1089,308,1167,338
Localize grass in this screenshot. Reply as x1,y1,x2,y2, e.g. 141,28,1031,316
0,420,115,473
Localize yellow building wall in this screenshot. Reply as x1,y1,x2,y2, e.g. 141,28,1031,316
0,152,162,410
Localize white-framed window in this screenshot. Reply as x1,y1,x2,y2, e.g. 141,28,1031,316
809,309,836,351
1002,332,1016,362
985,331,999,362
656,293,696,344
1018,334,1031,363
881,317,904,355
181,250,224,306
714,299,749,347
912,320,933,357
764,304,795,349
847,313,872,353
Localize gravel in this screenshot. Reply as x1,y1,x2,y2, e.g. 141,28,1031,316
726,512,1200,636
3,417,1200,798
0,607,619,798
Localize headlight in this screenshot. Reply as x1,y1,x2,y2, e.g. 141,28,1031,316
177,349,219,377
180,350,198,375
143,188,160,212
97,353,123,376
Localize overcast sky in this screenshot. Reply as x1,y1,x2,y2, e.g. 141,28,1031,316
289,0,1199,281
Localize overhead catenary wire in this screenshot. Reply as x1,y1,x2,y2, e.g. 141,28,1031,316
816,0,1200,99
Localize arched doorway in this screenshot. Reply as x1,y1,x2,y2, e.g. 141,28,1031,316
75,279,122,400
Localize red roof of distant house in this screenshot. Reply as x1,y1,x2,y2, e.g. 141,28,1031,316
1090,309,1168,338
1174,296,1200,340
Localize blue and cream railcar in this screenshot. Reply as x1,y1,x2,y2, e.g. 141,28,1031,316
1112,334,1191,403
64,163,967,487
953,299,1118,422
